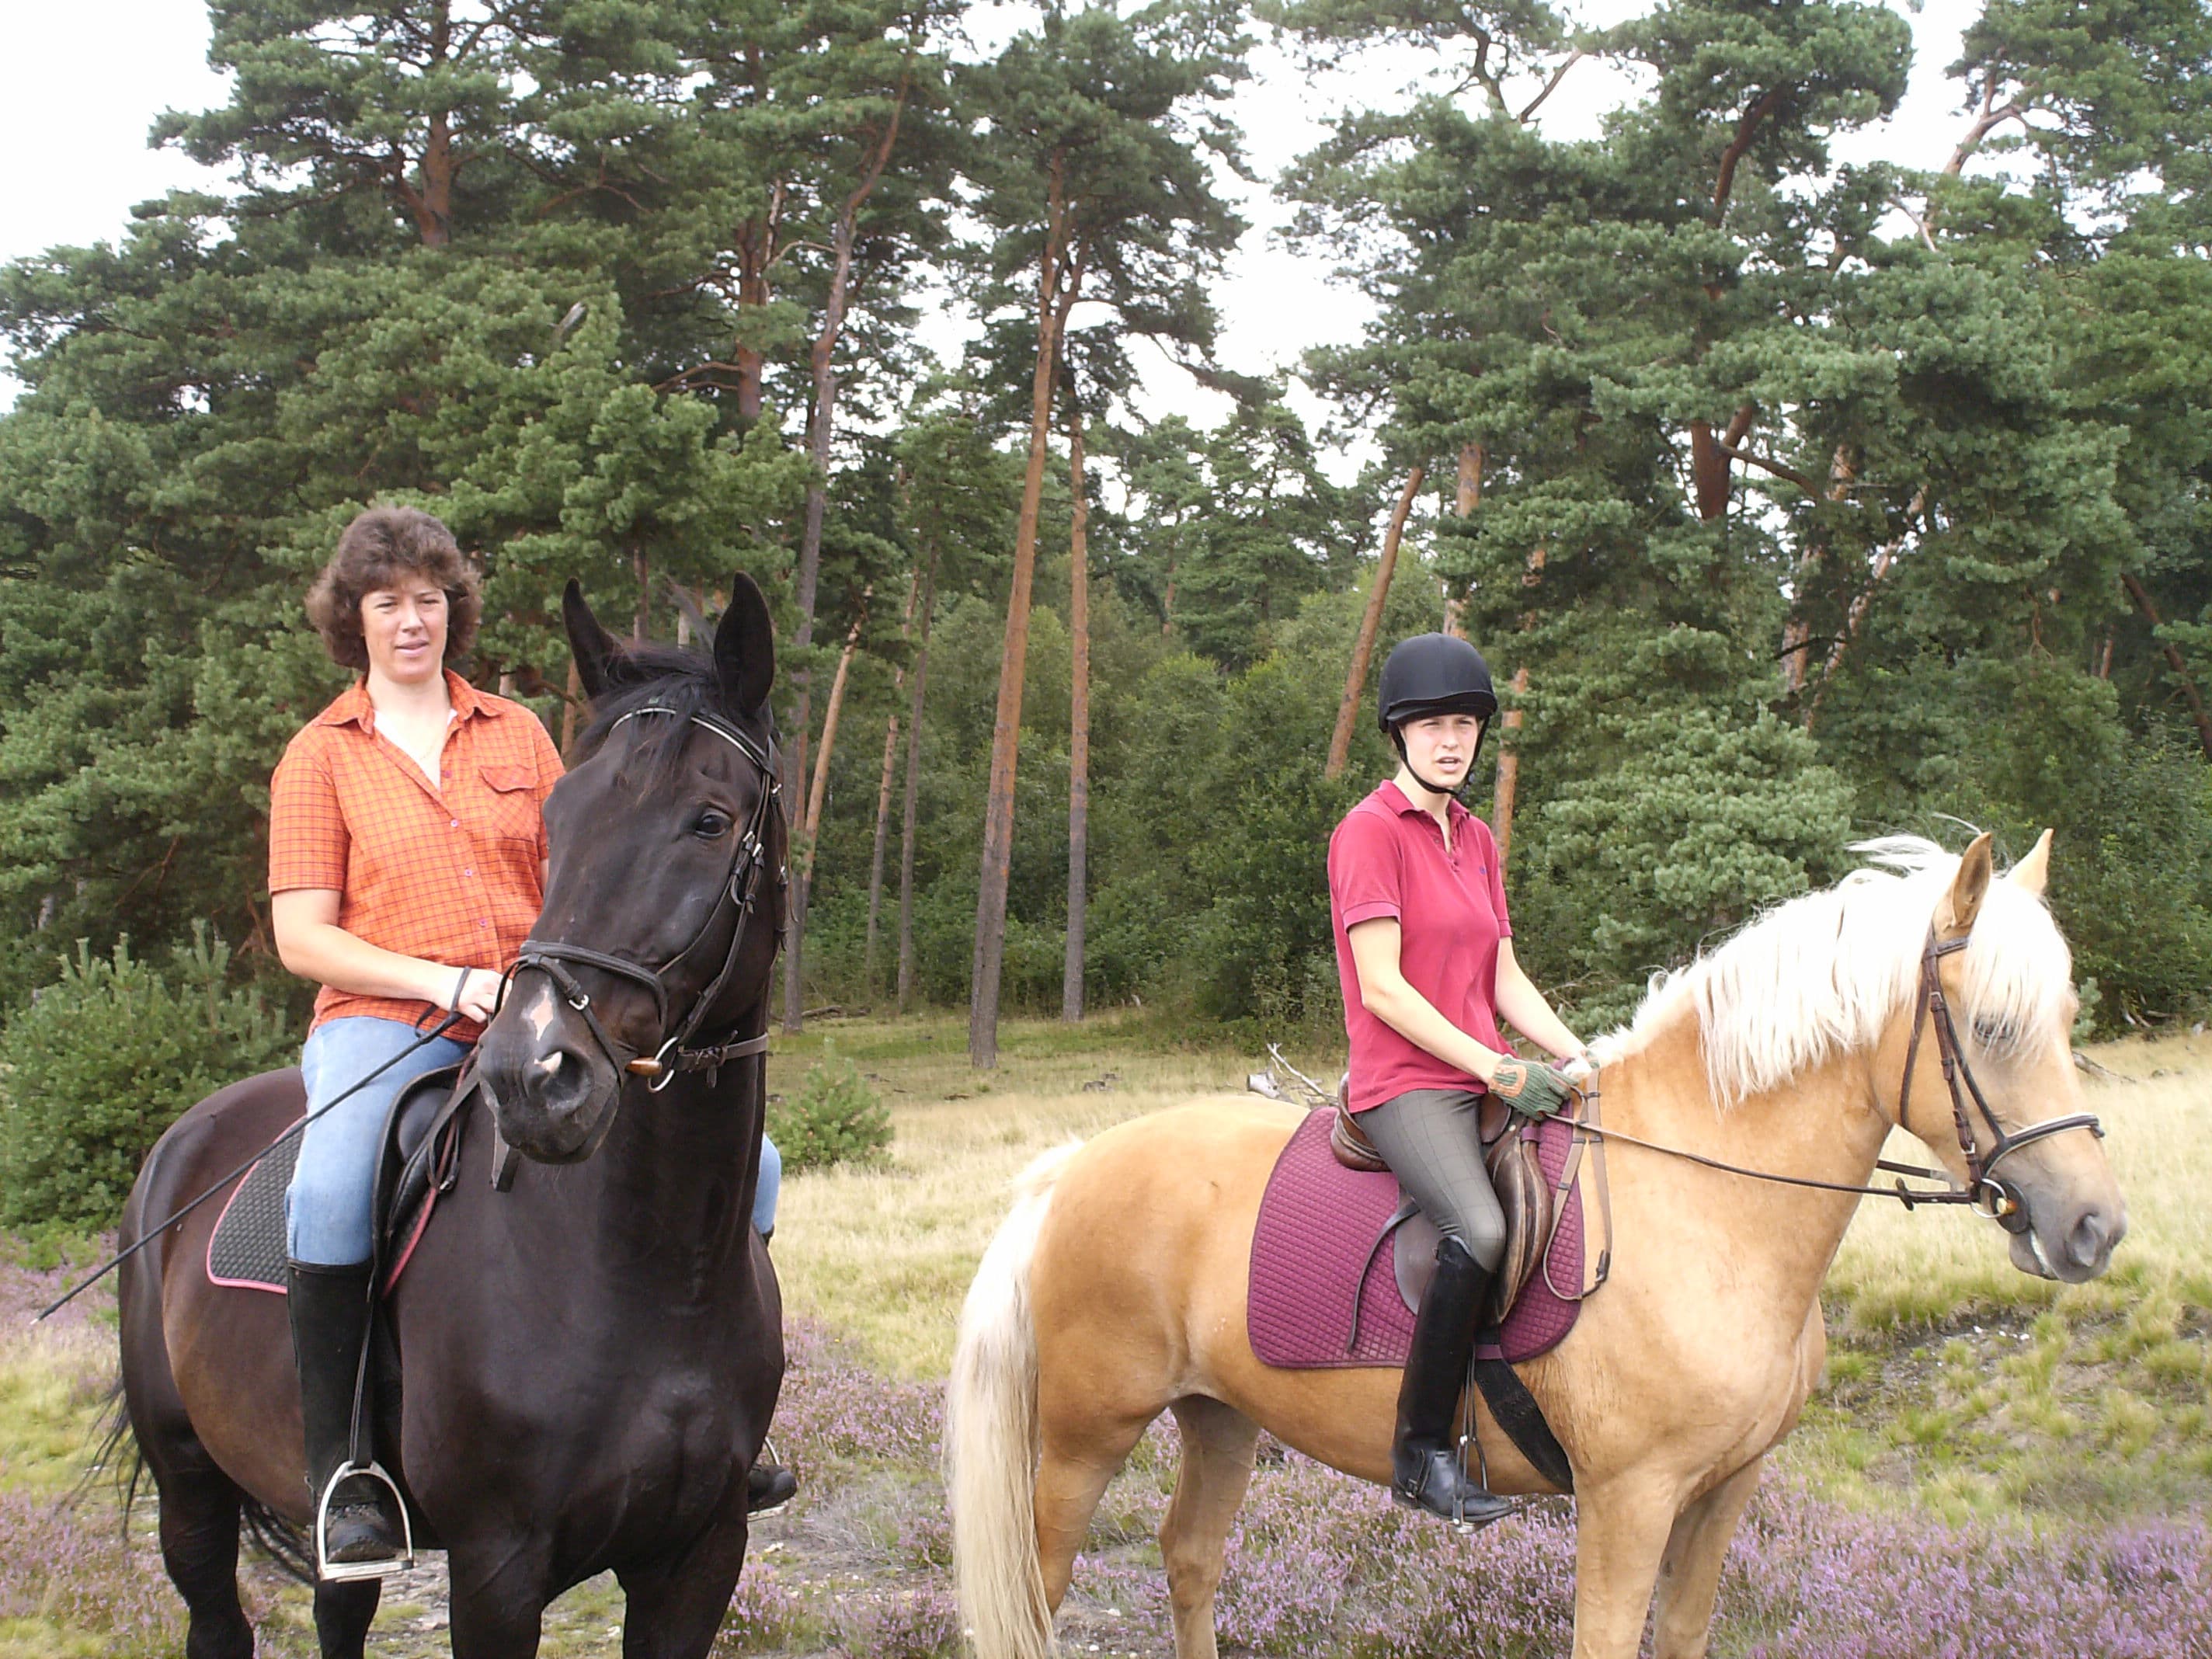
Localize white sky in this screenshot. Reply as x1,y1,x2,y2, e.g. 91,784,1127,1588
1,0,1993,459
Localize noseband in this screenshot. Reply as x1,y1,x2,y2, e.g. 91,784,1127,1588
1900,928,2104,1232
506,703,783,1093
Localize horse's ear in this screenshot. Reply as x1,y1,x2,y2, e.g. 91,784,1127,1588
563,580,626,702
1938,832,1995,936
2008,828,2054,897
714,573,775,713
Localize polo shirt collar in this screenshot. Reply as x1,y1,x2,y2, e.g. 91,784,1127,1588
1376,778,1471,829
313,669,498,731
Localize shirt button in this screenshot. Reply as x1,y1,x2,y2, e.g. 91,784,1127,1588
450,819,461,829
463,868,473,877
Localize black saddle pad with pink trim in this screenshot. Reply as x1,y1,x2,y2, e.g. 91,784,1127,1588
206,1064,471,1296
1247,1106,1589,1369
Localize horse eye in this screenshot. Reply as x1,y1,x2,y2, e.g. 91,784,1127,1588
693,810,730,839
1973,1015,2015,1049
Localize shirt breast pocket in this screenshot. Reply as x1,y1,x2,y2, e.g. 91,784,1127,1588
481,764,541,843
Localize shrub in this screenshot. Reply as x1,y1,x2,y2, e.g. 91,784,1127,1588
0,928,297,1231
768,1043,892,1174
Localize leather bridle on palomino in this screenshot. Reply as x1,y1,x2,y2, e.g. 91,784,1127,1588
1901,929,2104,1231
504,702,785,1094
1570,923,2105,1225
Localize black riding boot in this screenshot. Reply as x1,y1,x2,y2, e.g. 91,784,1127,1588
287,1261,403,1572
1392,1235,1514,1525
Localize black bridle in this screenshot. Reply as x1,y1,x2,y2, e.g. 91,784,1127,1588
505,703,784,1093
1902,928,2104,1232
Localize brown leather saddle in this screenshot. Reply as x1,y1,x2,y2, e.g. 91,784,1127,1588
1330,1084,1560,1328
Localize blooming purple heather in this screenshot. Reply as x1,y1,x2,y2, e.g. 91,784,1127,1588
5,1290,2205,1656
0,1487,184,1654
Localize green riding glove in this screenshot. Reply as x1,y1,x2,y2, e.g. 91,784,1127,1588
1487,1057,1576,1120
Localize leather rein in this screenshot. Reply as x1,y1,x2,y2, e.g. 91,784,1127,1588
1567,924,2104,1226
503,702,783,1093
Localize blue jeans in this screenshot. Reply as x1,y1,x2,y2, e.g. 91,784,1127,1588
287,1017,471,1266
754,1135,781,1237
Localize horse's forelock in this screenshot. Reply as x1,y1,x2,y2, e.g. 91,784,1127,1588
1594,838,2073,1106
574,642,774,789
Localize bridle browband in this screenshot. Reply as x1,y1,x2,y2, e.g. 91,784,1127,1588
503,701,784,1094
1566,919,2104,1223
1901,927,2103,1232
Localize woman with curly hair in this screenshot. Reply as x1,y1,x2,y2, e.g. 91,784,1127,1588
268,505,562,1572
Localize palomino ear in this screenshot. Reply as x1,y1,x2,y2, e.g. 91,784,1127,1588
2008,828,2054,897
1936,832,1995,937
563,580,628,703
714,572,776,714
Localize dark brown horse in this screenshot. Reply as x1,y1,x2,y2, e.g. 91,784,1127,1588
118,577,789,1658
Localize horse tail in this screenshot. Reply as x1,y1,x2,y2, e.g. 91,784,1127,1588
948,1140,1080,1659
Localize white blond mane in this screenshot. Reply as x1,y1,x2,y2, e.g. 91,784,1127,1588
1591,837,2074,1106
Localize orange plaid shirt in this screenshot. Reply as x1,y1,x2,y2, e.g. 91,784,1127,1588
269,670,564,1039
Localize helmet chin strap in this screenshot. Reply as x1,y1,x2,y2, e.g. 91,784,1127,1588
1391,727,1487,801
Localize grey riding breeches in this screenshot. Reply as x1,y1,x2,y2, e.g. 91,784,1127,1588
1357,1087,1506,1271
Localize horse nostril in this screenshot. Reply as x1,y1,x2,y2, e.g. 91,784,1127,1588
538,1049,595,1121
2066,1212,2111,1271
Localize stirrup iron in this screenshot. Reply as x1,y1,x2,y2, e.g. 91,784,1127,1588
313,1459,416,1582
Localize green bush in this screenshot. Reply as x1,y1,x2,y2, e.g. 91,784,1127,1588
768,1043,892,1174
0,928,298,1231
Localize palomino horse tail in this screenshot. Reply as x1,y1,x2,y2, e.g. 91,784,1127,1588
948,1140,1081,1659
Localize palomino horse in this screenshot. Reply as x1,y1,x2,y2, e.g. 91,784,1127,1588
119,578,788,1658
948,833,2126,1659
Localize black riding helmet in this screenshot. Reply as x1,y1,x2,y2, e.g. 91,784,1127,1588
1377,633,1497,794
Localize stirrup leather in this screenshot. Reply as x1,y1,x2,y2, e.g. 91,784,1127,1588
313,1459,416,1582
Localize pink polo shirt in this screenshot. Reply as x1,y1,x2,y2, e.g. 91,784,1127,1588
1328,781,1513,1112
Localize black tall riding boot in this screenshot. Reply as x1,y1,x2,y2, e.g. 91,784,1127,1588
287,1261,403,1573
1392,1235,1515,1525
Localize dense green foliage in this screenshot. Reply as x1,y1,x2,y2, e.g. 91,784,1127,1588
2,0,2209,1195
770,1044,895,1172
0,932,295,1230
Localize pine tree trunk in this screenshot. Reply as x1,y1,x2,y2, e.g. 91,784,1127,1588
1492,546,1546,861
896,551,939,1012
781,107,903,1033
863,708,900,996
971,162,1079,1069
1063,411,1091,1024
786,597,871,1018
561,656,583,760
1492,666,1529,864
864,572,921,995
1445,442,1482,638
1325,466,1425,780
632,547,650,642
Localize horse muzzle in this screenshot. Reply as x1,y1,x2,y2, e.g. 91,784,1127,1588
477,982,625,1164
2007,1190,2126,1283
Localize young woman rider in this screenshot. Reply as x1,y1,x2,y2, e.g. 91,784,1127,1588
1327,632,1591,1524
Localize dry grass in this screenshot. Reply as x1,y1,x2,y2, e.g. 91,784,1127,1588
766,1010,1249,1378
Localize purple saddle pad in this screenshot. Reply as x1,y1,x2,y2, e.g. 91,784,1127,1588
1246,1107,1586,1369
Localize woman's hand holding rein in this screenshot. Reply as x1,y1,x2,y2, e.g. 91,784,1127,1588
447,967,502,1024
1487,1057,1577,1120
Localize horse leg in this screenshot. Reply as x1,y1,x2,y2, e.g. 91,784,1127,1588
1159,1396,1260,1659
312,1578,383,1659
1567,1474,1682,1659
1648,1459,1762,1659
148,1458,255,1659
444,1535,553,1659
615,1511,753,1659
1035,1396,1153,1614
